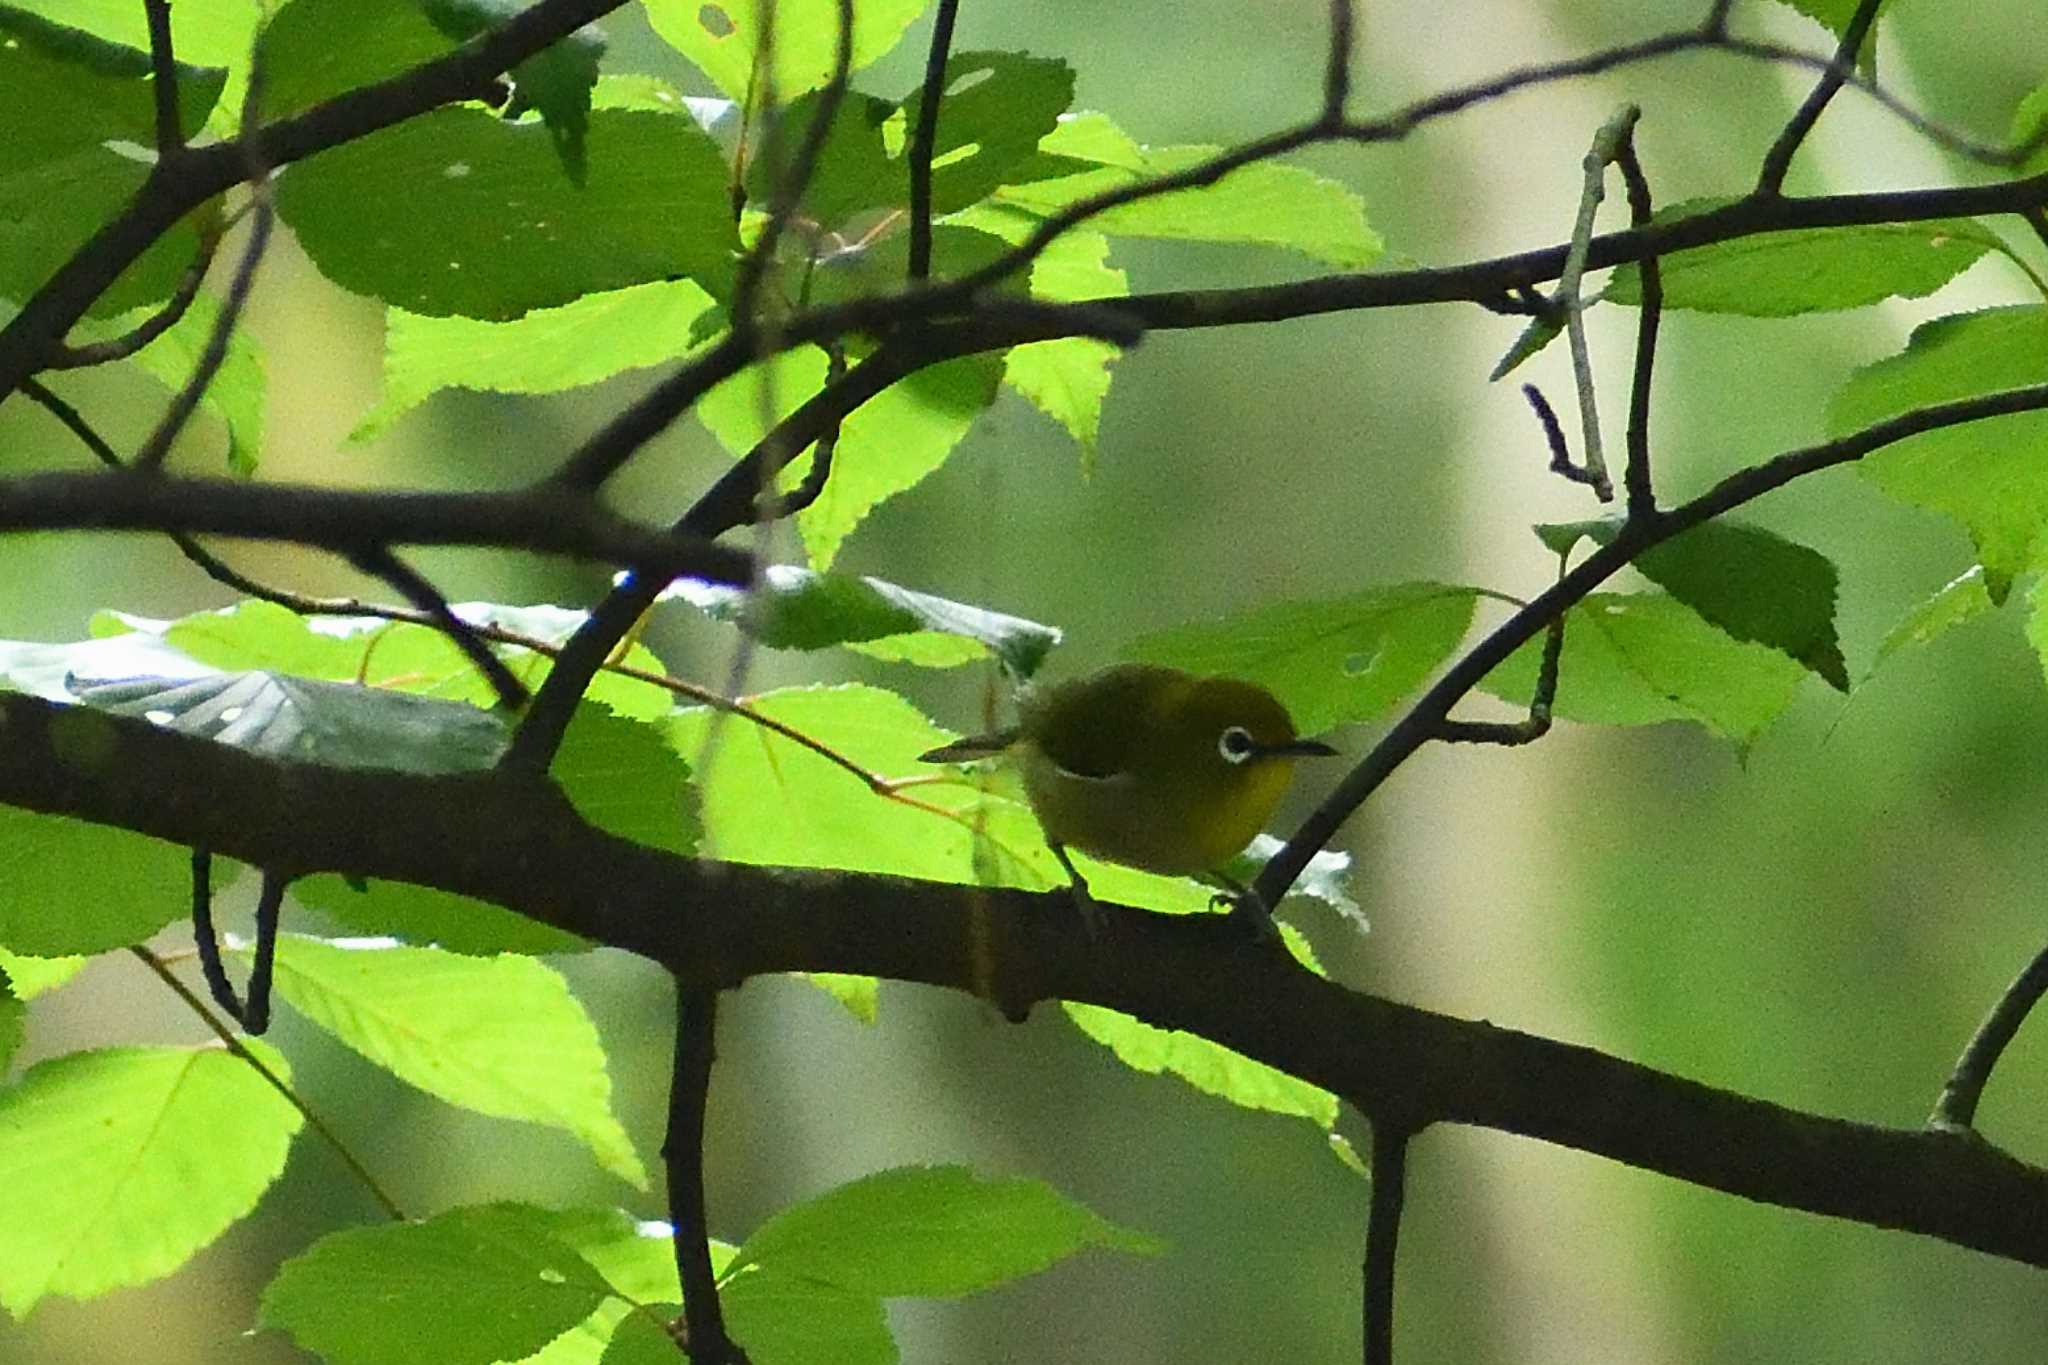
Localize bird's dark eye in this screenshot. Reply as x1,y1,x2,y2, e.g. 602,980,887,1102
1218,725,1255,764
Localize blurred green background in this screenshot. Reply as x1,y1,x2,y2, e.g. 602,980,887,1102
7,0,2048,1361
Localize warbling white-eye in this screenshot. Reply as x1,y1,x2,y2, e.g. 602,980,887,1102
920,662,1337,925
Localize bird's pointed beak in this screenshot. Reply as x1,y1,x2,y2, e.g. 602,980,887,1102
1263,738,1338,759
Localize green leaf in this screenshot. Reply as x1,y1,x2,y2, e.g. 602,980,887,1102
552,703,698,855
153,599,673,719
643,0,924,105
661,564,1061,676
258,0,451,118
1871,566,1995,674
74,671,511,773
1124,584,1480,735
1826,305,2048,589
0,6,224,316
1606,208,1998,316
0,1041,301,1314
1554,519,1848,689
0,973,20,1073
1488,308,1568,382
276,107,738,319
743,89,901,227
1479,592,1807,743
2011,78,2048,175
511,1212,698,1365
729,1165,1162,1295
421,0,605,183
996,225,1128,468
73,289,267,475
1064,1000,1340,1127
293,874,590,956
0,947,87,999
260,1203,618,1365
259,935,646,1186
902,52,1076,215
997,140,1382,268
801,972,878,1024
2,0,258,128
673,683,1212,914
0,801,198,955
697,346,1001,568
356,280,718,440
725,1269,897,1365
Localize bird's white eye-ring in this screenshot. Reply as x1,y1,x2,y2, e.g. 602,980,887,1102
1218,725,1255,764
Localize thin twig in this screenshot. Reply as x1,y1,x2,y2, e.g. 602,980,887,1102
1435,611,1563,746
1612,124,1662,522
750,342,848,521
143,0,184,159
1362,1123,1412,1365
45,228,220,370
133,58,276,473
663,986,746,1365
1521,384,1600,491
17,377,293,598
347,547,531,710
907,0,963,281
243,870,285,1034
1554,106,1644,505
731,0,854,323
191,848,242,1022
1930,941,2048,1131
1323,0,1356,122
130,944,408,1221
1754,0,1884,195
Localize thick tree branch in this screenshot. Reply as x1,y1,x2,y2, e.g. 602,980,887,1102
0,472,754,583
2,690,2046,1268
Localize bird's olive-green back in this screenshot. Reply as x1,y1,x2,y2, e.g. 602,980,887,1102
1017,663,1308,874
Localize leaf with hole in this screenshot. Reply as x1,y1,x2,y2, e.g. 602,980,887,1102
1124,584,1480,735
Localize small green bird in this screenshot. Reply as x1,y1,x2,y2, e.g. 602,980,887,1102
920,662,1336,924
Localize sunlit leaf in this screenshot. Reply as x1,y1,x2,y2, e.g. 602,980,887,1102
642,0,923,105
0,802,200,955
257,936,646,1186
0,1042,301,1314
354,281,715,441
1063,1002,1339,1127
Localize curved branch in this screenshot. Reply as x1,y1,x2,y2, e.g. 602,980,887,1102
2,690,2046,1269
